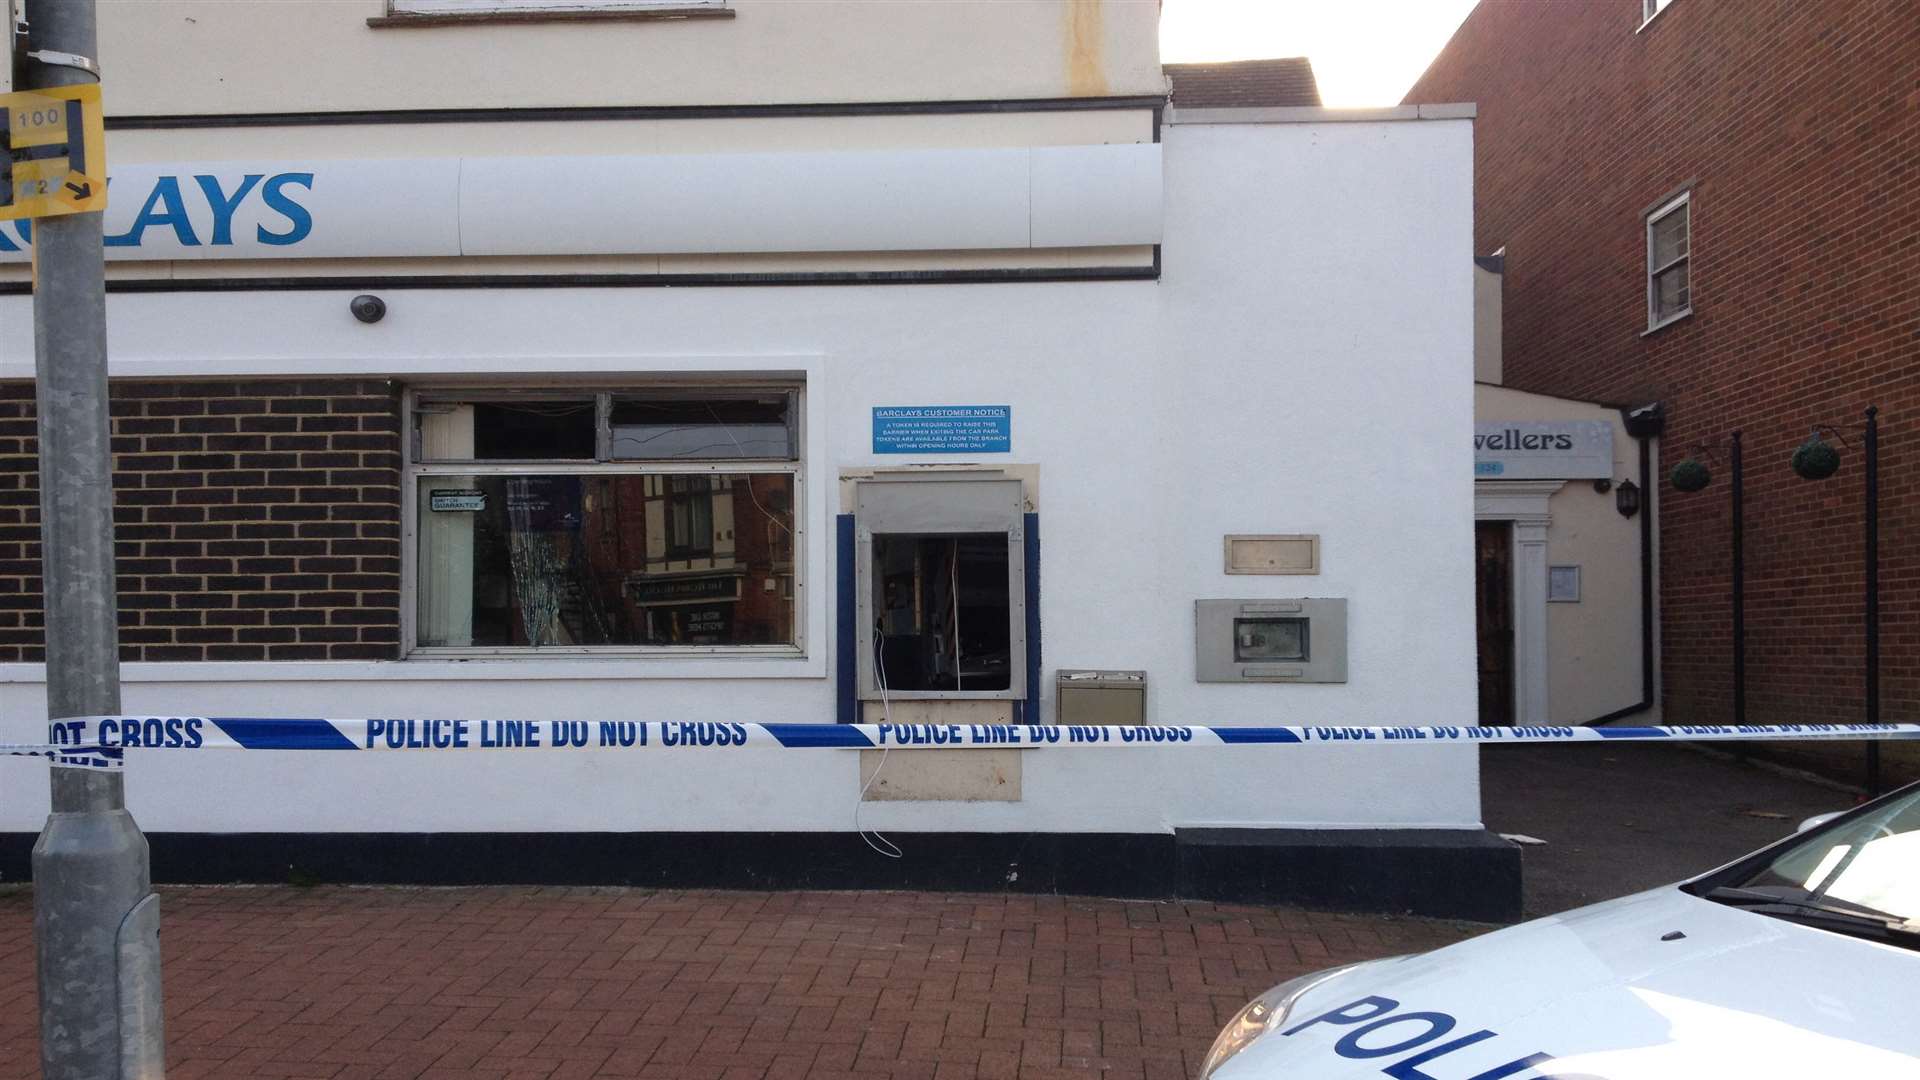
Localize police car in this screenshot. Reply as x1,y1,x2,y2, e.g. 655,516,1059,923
1201,781,1920,1078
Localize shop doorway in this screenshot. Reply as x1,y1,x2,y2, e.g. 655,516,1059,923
1476,520,1515,725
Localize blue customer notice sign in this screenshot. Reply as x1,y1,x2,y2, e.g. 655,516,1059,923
872,406,1011,454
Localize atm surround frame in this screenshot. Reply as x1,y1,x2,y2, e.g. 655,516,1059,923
854,475,1028,701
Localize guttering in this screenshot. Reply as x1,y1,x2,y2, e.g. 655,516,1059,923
1585,401,1663,725
1165,102,1475,125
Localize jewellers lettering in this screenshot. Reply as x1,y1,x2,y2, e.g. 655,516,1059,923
1474,429,1575,452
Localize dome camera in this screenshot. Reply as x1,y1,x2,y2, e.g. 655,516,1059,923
350,294,387,324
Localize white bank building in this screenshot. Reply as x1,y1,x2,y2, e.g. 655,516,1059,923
0,1,1512,919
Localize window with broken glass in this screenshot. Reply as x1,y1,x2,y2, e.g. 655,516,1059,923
407,389,800,654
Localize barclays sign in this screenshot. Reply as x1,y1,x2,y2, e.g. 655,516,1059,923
0,144,1165,264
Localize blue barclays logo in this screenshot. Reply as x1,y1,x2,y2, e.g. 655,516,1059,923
0,171,314,253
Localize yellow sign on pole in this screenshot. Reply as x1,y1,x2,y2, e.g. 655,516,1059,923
1,83,108,221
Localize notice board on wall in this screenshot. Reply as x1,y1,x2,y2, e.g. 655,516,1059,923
872,406,1011,454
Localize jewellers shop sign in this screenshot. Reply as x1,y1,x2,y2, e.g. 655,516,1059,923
1475,421,1613,479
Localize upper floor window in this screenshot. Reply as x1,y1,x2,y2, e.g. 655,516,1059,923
1640,0,1676,27
1646,191,1691,331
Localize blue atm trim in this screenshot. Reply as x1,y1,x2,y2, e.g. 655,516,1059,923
1022,513,1041,724
836,514,858,725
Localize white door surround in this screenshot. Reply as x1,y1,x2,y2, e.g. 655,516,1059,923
1474,480,1564,725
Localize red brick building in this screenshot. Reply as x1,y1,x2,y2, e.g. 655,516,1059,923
1407,0,1920,778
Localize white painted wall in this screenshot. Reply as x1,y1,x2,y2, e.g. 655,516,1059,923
40,0,1165,112
1475,262,1502,384
0,115,1481,835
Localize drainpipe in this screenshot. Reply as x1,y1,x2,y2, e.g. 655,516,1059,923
1584,402,1663,725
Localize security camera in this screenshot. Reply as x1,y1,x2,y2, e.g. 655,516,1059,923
349,295,387,324
1623,401,1665,439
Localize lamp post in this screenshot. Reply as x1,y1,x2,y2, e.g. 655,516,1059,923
1792,406,1881,794
20,1,168,1077
1867,407,1879,792
1669,431,1744,725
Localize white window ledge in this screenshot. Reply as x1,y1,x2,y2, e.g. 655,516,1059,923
370,4,732,28
0,657,826,684
1642,308,1693,336
1636,3,1675,33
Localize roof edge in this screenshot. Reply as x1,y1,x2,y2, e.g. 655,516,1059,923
1166,103,1475,125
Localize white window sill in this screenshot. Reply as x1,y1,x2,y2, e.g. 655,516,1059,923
0,656,825,684
369,6,732,27
1643,308,1693,336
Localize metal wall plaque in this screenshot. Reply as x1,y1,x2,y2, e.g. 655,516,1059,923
1548,565,1582,603
1225,534,1320,575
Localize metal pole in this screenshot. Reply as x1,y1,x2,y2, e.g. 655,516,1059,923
24,0,167,1076
1865,405,1880,795
1731,430,1745,727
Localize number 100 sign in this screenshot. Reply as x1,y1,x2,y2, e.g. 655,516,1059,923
1,83,108,221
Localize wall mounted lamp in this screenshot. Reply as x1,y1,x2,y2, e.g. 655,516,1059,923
1614,479,1641,519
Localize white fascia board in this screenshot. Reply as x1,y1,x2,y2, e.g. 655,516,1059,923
0,144,1163,264
1029,143,1163,248
1167,103,1477,125
460,147,1035,255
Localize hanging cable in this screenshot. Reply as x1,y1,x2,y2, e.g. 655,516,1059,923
704,402,794,538
856,625,904,860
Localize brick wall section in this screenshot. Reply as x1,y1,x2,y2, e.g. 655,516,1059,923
0,379,402,662
1406,1,1920,779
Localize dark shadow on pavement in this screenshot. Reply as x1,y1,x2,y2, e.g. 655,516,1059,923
1482,743,1861,919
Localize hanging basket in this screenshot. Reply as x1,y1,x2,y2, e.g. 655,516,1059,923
1791,436,1841,481
1669,457,1712,492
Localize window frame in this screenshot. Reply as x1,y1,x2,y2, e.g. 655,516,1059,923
401,384,804,660
1645,190,1692,333
1637,0,1676,31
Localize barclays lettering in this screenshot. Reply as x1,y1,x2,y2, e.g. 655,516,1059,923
258,173,315,246
0,170,316,254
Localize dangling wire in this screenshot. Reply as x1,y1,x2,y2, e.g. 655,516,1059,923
856,617,903,859
705,402,793,538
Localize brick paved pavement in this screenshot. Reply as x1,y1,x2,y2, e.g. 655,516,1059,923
0,885,1484,1079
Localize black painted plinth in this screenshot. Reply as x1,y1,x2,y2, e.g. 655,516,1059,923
1175,828,1522,923
0,828,1521,922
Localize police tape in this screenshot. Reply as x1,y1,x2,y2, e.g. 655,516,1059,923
4,717,1920,769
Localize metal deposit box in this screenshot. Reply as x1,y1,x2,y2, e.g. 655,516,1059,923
1055,669,1147,725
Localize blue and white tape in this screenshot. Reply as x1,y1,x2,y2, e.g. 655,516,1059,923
6,717,1920,769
